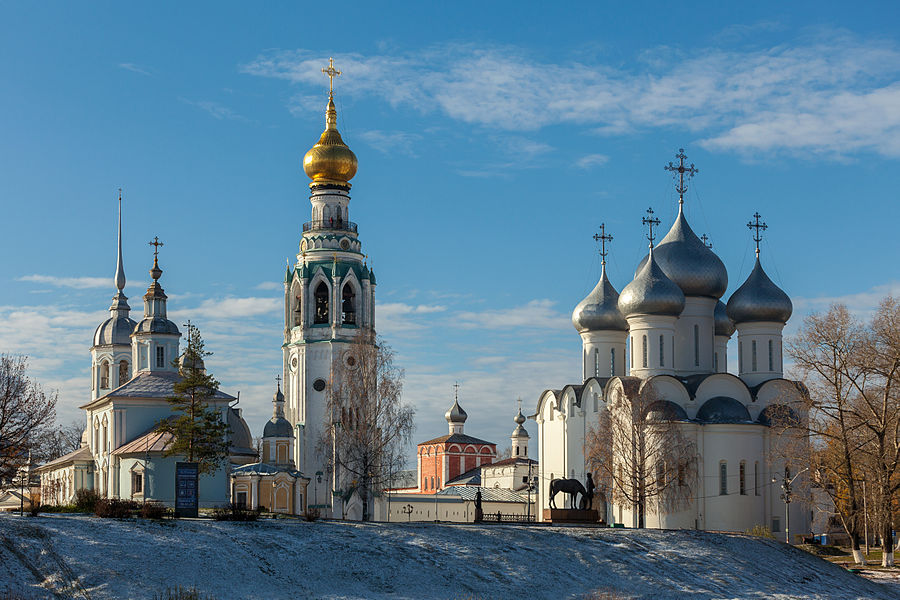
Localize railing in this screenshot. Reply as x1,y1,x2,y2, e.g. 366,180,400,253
302,219,358,233
480,512,536,524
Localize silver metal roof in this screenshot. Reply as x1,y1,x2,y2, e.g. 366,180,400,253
619,249,685,318
714,300,736,337
726,257,792,324
572,264,628,333
445,399,467,424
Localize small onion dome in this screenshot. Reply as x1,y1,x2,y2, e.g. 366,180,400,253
511,408,529,438
572,265,628,333
93,315,137,346
618,249,685,318
696,396,752,424
714,300,735,337
445,399,468,424
178,352,205,373
726,257,792,324
302,95,358,186
635,206,728,298
643,400,689,422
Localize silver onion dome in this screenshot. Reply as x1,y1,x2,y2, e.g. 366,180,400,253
714,300,735,337
511,408,529,438
178,351,205,373
572,264,628,333
445,399,468,424
618,249,685,318
93,314,137,346
726,257,792,324
263,384,293,438
635,206,728,298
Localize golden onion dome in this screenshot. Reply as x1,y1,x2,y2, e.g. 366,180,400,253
302,95,358,187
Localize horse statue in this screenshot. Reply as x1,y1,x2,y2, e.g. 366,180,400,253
548,478,588,510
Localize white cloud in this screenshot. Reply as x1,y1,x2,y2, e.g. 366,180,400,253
576,153,609,169
181,99,246,121
792,281,900,319
255,281,282,291
18,274,111,289
456,299,570,330
177,296,281,320
375,302,447,334
359,130,422,155
118,62,152,76
242,32,900,158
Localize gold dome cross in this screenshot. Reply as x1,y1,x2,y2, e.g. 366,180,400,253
322,57,341,96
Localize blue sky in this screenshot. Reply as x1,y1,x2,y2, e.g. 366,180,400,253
2,2,900,456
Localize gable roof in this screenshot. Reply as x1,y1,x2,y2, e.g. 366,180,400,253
81,371,236,409
35,445,93,472
112,429,174,456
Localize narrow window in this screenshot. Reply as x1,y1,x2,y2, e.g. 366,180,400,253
694,324,700,367
659,334,665,367
594,348,600,377
642,335,648,368
754,461,760,496
630,336,634,370
593,393,598,413
341,285,356,325
100,362,110,389
719,462,727,495
656,462,665,487
515,446,519,456
739,461,746,495
131,471,143,495
739,342,743,372
751,340,758,371
768,339,774,371
118,360,129,386
155,347,164,369
610,348,615,376
314,282,329,324
714,352,719,372
430,476,434,490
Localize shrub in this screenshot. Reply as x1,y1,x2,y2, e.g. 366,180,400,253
153,585,215,600
74,489,100,513
745,524,774,538
28,502,41,517
141,501,170,519
304,507,320,522
95,498,139,518
211,503,259,522
37,504,81,513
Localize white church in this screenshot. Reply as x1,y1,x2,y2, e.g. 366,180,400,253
533,152,810,540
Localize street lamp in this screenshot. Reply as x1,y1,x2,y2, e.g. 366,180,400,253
773,467,809,545
401,503,414,522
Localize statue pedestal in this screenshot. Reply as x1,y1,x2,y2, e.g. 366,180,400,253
543,509,600,524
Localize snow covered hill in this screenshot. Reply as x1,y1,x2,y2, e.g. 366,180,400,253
0,514,896,600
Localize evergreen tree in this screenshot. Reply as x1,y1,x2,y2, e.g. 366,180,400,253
157,323,230,475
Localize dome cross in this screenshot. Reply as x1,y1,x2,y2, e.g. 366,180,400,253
642,207,661,248
664,148,699,206
593,223,613,266
701,233,712,249
148,236,164,259
747,212,768,257
322,57,341,96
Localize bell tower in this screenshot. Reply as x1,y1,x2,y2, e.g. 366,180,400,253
282,59,376,518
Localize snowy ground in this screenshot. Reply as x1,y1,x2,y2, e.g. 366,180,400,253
0,514,897,600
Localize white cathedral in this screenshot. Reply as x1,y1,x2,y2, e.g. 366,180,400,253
533,152,810,540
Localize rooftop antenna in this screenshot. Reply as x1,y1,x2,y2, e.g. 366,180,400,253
664,148,698,206
747,212,768,258
642,207,661,249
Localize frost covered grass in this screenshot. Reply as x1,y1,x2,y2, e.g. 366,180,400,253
0,513,896,600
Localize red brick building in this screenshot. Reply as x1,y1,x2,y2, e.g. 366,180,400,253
414,398,496,493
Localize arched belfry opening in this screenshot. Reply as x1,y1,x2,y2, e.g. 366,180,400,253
314,281,329,324
342,284,356,325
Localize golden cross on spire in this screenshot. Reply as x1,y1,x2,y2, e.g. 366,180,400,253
148,236,164,259
322,57,341,96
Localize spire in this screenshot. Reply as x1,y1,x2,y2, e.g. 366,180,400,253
302,58,358,187
664,148,698,207
115,189,126,293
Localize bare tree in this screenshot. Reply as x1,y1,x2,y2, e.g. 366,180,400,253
36,419,85,464
0,355,57,482
787,301,900,565
319,332,414,521
586,380,697,528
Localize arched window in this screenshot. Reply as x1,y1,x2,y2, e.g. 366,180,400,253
515,446,519,456
694,324,700,367
630,336,634,370
594,348,600,377
430,476,434,490
751,340,758,371
739,342,744,372
659,334,665,367
156,346,165,368
739,461,746,495
719,462,727,495
341,285,356,325
100,362,110,389
754,461,760,496
593,393,599,412
277,444,287,464
610,348,615,376
768,339,774,371
293,292,302,327
118,360,129,386
314,282,329,324
642,335,648,368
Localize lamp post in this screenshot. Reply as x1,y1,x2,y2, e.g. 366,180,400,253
401,503,413,522
773,467,809,545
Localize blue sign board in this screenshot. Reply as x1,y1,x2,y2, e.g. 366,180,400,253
175,462,199,518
